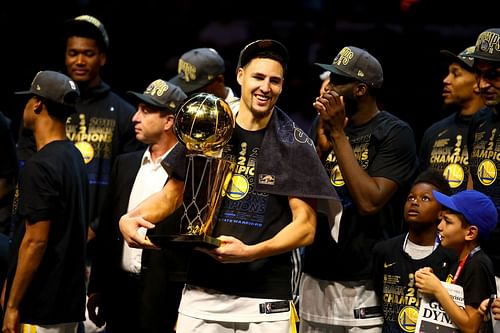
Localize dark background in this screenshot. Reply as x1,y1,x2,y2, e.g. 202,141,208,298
2,0,499,149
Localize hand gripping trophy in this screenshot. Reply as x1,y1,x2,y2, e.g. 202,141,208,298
172,92,235,247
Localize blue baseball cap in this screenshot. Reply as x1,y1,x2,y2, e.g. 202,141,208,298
433,189,498,239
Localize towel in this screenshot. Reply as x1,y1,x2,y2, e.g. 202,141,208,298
162,107,342,240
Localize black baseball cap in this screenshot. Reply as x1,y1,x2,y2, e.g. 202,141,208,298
169,48,225,94
15,70,80,107
237,39,289,71
127,79,187,113
315,46,383,88
64,15,109,51
470,28,500,62
440,46,475,71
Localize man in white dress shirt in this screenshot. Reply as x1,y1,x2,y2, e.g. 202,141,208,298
86,79,187,333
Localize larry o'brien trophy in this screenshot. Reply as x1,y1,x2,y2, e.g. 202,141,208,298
150,93,235,248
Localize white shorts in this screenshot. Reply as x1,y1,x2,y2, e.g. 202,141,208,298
176,313,292,333
299,273,383,328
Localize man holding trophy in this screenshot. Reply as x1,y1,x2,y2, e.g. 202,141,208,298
119,39,340,333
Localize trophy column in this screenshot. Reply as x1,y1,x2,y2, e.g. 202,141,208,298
149,92,235,248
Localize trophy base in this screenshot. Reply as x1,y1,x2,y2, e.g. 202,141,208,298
147,234,220,249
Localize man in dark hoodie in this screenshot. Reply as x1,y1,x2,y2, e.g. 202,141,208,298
62,15,144,242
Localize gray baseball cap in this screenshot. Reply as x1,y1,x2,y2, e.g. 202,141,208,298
315,46,383,88
15,70,80,106
470,28,500,62
127,79,187,113
169,48,225,94
440,46,476,71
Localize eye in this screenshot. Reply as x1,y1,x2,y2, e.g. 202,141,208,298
407,195,416,202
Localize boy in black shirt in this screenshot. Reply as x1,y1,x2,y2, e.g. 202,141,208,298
415,189,497,333
373,169,457,333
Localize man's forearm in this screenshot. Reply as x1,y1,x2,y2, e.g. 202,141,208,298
127,178,184,223
7,237,46,309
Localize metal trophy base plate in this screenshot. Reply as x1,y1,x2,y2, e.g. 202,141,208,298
147,234,220,249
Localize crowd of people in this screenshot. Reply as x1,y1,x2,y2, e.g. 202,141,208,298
1,12,500,333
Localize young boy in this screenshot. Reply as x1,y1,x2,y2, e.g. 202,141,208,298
373,169,457,333
415,189,497,333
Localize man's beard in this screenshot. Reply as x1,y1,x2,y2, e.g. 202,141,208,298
343,94,359,117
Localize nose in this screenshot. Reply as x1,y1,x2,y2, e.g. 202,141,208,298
443,73,452,85
132,110,141,123
75,54,86,65
260,79,272,93
477,75,491,90
408,197,418,206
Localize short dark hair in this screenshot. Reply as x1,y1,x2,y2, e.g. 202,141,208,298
413,168,451,195
42,98,76,122
63,16,109,52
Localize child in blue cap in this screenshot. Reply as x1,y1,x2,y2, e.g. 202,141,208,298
415,189,497,333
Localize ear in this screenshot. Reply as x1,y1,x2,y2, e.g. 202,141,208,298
465,225,479,241
33,97,44,114
99,53,107,67
472,82,481,95
236,68,244,86
164,114,175,131
355,83,367,97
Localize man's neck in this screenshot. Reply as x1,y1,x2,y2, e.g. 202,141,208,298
236,106,273,131
34,120,66,151
149,138,177,161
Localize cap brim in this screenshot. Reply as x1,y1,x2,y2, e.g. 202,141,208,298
14,90,33,96
469,53,500,62
315,63,356,80
168,75,209,94
127,91,166,109
432,190,460,213
439,50,473,70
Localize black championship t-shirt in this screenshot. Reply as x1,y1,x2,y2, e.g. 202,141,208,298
303,111,418,281
8,140,88,324
186,124,294,299
467,108,500,275
419,112,475,193
372,234,456,333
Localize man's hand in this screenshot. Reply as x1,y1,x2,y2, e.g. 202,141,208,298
87,293,106,328
313,91,348,136
2,306,20,333
415,267,441,296
118,214,157,249
196,236,254,264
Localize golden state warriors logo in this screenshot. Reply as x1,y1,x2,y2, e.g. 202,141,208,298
443,164,464,189
74,141,94,164
478,159,497,186
398,306,419,332
330,165,345,187
226,174,249,200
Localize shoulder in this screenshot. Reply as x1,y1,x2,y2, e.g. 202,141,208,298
470,250,495,270
115,149,145,162
374,235,404,253
423,113,456,133
376,111,412,129
434,245,458,263
108,91,136,114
